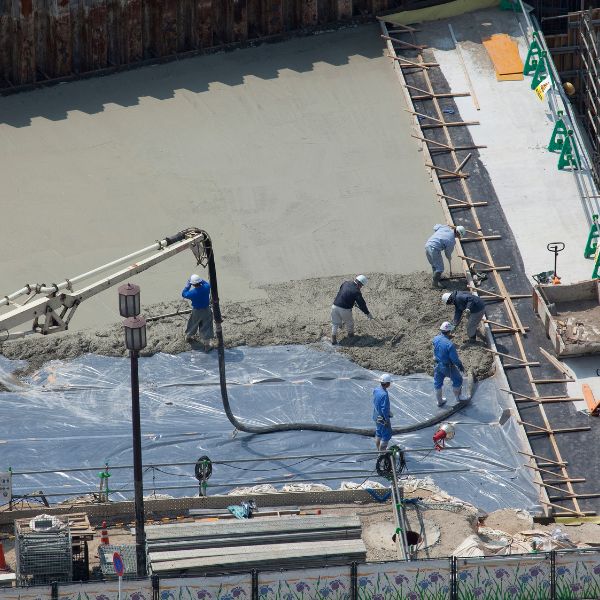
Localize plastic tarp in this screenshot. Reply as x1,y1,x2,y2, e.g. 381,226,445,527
0,346,538,512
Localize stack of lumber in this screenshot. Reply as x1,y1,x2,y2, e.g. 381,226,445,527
147,515,365,575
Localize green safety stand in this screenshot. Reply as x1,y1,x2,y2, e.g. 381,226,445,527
548,112,567,152
584,215,600,259
592,246,600,279
500,0,519,9
557,131,580,170
531,51,548,90
524,35,542,76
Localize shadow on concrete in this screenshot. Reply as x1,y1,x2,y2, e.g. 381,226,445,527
0,25,383,128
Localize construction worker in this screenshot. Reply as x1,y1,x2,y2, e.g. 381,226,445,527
330,275,373,345
433,322,464,407
182,274,213,351
442,291,485,342
425,224,466,288
373,374,393,451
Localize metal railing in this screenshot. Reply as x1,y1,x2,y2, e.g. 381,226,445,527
516,0,600,225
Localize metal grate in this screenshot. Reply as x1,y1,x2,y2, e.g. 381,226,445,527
98,544,138,579
15,518,72,586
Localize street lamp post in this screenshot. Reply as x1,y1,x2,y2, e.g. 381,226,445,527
118,283,147,577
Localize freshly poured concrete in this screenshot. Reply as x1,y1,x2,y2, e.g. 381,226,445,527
0,25,443,333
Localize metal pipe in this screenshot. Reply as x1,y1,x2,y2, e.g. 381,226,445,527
11,468,474,499
516,1,600,220
390,452,411,561
130,349,147,577
10,447,471,476
1,240,168,305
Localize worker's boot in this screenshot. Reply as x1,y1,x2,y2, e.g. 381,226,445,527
453,386,463,402
436,389,447,407
432,272,445,289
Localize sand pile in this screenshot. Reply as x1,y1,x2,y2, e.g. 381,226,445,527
1,272,493,379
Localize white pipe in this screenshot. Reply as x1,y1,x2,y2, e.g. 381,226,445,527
1,239,167,306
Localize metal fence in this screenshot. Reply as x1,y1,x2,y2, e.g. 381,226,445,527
2,548,600,600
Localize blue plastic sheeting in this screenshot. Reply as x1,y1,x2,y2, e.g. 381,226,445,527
0,346,539,512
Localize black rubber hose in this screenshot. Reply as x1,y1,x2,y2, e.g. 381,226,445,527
193,228,471,437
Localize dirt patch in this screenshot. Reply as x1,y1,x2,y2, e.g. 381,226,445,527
0,272,493,379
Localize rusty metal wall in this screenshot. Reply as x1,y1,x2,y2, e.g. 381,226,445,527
0,0,449,89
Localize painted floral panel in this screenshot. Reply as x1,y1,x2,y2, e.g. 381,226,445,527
0,587,52,600
57,581,153,600
159,575,252,600
258,566,351,600
356,559,451,600
555,553,600,600
456,556,551,600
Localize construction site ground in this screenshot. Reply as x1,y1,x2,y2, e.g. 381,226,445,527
383,6,600,516
2,2,600,536
2,494,599,571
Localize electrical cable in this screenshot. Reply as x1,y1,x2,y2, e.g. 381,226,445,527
179,227,473,437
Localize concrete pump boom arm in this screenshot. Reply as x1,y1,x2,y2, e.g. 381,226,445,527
0,228,210,341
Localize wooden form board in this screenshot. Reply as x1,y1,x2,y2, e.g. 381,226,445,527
482,33,524,80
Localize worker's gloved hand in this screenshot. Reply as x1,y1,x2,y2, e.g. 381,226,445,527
459,365,465,374
464,309,471,317
376,416,385,425
367,313,374,320
389,412,393,419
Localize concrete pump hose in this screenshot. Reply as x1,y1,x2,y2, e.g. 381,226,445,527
202,230,473,436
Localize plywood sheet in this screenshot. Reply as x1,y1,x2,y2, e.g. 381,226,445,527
483,33,524,79
497,72,524,81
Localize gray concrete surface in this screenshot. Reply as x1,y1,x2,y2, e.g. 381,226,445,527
0,24,443,334
424,8,591,283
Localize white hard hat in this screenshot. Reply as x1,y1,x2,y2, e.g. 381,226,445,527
439,422,456,440
189,274,202,284
380,373,392,384
442,292,452,304
440,321,454,332
455,225,466,238
355,275,368,287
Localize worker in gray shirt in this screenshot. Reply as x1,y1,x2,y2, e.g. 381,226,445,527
442,291,485,342
425,224,466,288
331,275,373,345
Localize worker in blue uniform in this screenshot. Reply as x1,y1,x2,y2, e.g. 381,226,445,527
433,322,464,407
182,274,213,351
372,373,393,451
424,224,466,288
442,290,486,342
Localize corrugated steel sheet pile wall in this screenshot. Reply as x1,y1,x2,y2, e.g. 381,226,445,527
0,0,448,89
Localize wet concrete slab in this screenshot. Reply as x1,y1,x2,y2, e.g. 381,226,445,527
0,24,443,333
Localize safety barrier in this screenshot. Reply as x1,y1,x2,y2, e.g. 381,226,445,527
2,549,600,600
517,2,600,226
